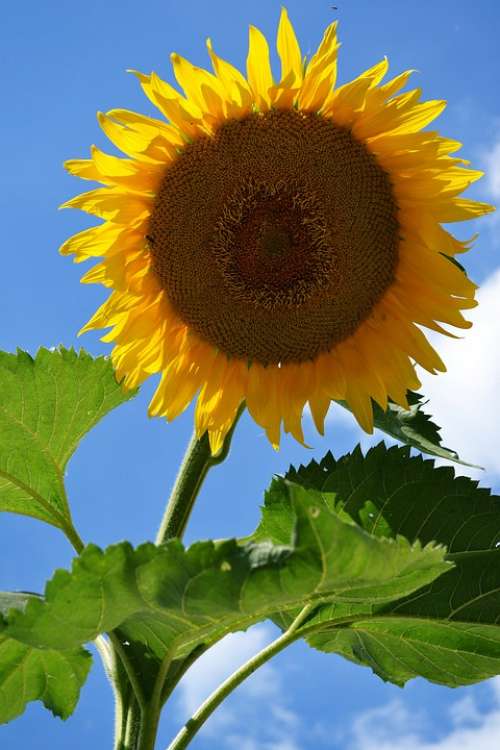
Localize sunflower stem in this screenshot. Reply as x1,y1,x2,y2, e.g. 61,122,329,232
163,604,315,750
155,404,245,545
116,697,142,750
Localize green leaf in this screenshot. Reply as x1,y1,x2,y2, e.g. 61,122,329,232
278,443,500,686
0,347,136,534
0,593,91,723
287,443,499,553
337,391,475,466
309,618,500,687
2,491,447,672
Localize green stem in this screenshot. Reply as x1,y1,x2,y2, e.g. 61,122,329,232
118,407,245,749
164,604,315,750
155,404,245,545
63,521,85,554
115,697,142,750
137,653,173,750
109,632,147,712
94,635,140,750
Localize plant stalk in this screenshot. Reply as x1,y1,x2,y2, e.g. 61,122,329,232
111,406,245,750
116,697,142,750
155,404,245,544
163,604,315,750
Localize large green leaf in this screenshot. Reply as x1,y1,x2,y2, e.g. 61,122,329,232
270,443,500,686
2,490,447,671
338,391,474,466
309,618,500,687
0,593,91,723
0,347,135,535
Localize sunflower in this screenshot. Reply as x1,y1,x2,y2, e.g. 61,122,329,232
61,9,493,453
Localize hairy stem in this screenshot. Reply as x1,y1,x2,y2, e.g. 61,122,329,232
136,650,174,750
111,407,245,749
164,604,315,750
120,407,246,749
116,697,142,750
156,404,245,545
94,635,141,750
109,632,147,712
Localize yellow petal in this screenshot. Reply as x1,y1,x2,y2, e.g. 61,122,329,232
246,364,274,429
277,7,303,86
345,386,374,433
130,70,206,139
170,53,226,121
206,38,253,115
379,69,414,99
64,158,101,181
430,197,495,222
97,111,172,164
70,146,165,192
323,77,373,126
355,96,446,140
59,223,136,261
61,187,152,226
308,390,331,435
360,57,389,87
247,25,274,109
299,22,339,111
307,21,338,70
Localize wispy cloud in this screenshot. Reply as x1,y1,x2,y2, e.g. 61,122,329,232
483,138,500,201
478,134,500,236
349,679,500,750
175,624,301,748
418,266,500,480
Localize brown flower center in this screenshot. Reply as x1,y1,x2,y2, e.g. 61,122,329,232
148,109,399,364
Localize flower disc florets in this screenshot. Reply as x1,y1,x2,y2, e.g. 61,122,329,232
149,109,399,365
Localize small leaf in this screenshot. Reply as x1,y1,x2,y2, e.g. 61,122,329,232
0,593,91,723
337,391,474,466
0,347,136,533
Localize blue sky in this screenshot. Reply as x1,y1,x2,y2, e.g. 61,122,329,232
1,1,500,748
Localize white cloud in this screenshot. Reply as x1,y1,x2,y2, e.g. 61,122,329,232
417,266,500,479
448,693,484,726
176,624,301,747
483,139,500,201
349,679,500,750
479,135,500,235
177,625,277,726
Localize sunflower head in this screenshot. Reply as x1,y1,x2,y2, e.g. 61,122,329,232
61,8,494,453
